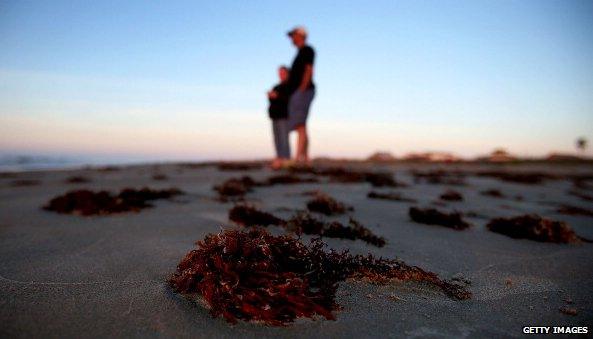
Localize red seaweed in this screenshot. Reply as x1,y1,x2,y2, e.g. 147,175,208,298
486,214,580,243
10,179,41,187
229,205,285,227
285,212,386,247
291,167,405,187
65,176,92,184
266,174,318,185
475,171,556,185
409,207,471,230
367,191,417,203
43,187,183,216
152,174,168,181
568,190,593,202
168,228,470,326
556,205,593,218
218,162,263,171
411,170,466,186
481,189,504,198
213,176,258,200
306,192,352,215
439,190,463,201
228,205,385,247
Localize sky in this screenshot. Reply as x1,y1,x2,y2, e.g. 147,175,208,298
1,0,592,162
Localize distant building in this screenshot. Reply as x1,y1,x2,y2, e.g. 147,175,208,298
367,151,396,162
546,153,584,162
403,152,462,162
476,148,517,162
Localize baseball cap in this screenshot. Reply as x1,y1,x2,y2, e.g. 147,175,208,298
287,26,307,38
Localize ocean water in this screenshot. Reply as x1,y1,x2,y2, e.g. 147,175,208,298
0,155,165,172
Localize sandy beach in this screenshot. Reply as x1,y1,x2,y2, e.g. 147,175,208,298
1,161,592,338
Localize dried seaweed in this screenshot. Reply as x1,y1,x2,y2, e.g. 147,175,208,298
364,172,402,187
556,205,593,218
229,205,285,227
411,170,466,186
43,187,183,216
409,207,471,230
475,171,556,185
285,213,386,247
168,228,470,326
10,179,41,187
486,215,579,243
213,176,258,200
265,174,318,185
218,162,263,171
481,189,504,198
228,207,386,247
323,218,386,247
559,306,578,316
568,190,593,202
65,176,92,184
367,191,417,203
567,174,593,191
306,192,352,215
152,174,168,181
96,166,120,172
291,167,404,187
439,190,463,201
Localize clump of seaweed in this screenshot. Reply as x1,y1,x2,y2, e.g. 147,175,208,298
439,190,463,201
330,169,402,187
291,167,404,187
568,189,593,202
230,206,386,247
96,166,120,172
229,205,285,227
10,179,41,187
217,162,263,171
152,174,168,181
409,207,471,230
323,168,366,183
364,172,401,187
168,228,470,326
266,174,318,185
285,212,386,247
324,218,386,247
475,171,556,185
367,191,417,203
481,189,504,198
486,214,580,243
411,170,466,186
213,176,258,200
567,174,593,191
43,187,183,216
65,176,91,184
556,204,593,218
306,192,352,215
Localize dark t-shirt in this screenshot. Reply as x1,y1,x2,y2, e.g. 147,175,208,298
268,82,290,119
288,45,315,93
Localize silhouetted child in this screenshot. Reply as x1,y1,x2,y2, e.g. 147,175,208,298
267,66,291,169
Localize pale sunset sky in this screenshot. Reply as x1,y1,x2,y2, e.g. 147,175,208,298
1,0,592,163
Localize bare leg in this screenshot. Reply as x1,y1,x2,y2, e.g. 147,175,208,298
295,125,309,163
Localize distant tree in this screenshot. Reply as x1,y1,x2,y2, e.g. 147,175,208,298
576,137,588,152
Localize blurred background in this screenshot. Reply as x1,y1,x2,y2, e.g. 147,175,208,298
1,0,592,169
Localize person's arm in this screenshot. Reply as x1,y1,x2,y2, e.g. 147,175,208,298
299,64,313,92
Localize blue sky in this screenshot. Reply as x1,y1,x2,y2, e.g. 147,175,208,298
1,0,592,161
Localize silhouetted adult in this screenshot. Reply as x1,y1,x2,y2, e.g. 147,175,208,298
287,26,315,164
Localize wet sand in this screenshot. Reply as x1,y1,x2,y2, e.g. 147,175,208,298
1,161,592,338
